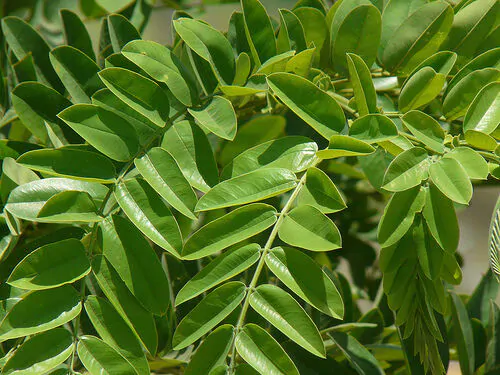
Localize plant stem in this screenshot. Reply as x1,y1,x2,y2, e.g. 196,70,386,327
330,92,358,118
227,173,308,373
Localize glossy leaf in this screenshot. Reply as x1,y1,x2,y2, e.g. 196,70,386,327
188,96,237,140
464,130,497,151
35,190,101,223
107,14,141,53
349,114,398,144
398,67,446,113
382,147,430,192
443,147,489,180
429,157,472,205
296,167,346,213
317,135,375,159
401,111,445,153
463,81,500,134
347,53,378,116
61,9,96,60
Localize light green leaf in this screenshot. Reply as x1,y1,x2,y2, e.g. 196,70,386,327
347,53,378,117
378,185,426,247
188,96,237,140
61,9,96,60
107,14,141,53
99,215,171,315
162,120,219,193
257,51,296,76
463,81,500,134
398,67,446,113
77,336,137,375
401,110,445,153
7,238,90,290
0,286,81,340
382,147,430,192
172,282,246,350
267,73,345,139
1,157,39,203
464,130,497,151
182,203,277,260
99,67,170,128
277,9,307,53
450,292,475,375
296,167,346,213
135,147,197,220
173,18,235,85
278,205,341,251
184,325,234,375
115,178,182,256
317,135,375,159
84,296,149,375
58,104,139,162
36,190,101,223
429,157,472,205
176,243,260,305
349,114,398,144
222,136,318,179
233,52,251,86
92,255,158,354
1,328,73,375
196,168,297,211
443,147,489,180
293,7,328,63
50,46,103,103
18,148,116,183
265,247,344,318
235,323,299,375
249,285,325,357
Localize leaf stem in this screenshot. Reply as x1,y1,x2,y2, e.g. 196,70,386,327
330,92,358,118
227,172,308,373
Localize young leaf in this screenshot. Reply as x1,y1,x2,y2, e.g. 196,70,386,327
401,111,445,154
249,284,326,358
296,167,346,213
115,178,183,256
317,135,375,159
267,73,345,139
1,328,73,375
382,147,430,192
235,323,299,375
278,205,342,251
429,157,472,205
182,203,277,260
464,130,497,151
7,238,90,290
265,247,344,318
0,286,81,340
61,9,96,60
196,168,297,211
176,243,260,305
188,96,237,140
349,114,398,144
172,282,246,350
346,53,378,116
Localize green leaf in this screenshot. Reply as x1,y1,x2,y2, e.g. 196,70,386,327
422,183,459,253
331,3,381,74
267,73,345,139
293,7,328,63
380,2,453,75
463,82,500,135
50,46,103,104
467,270,499,325
1,328,73,375
222,136,318,179
35,190,101,223
485,301,500,372
401,111,445,153
277,9,307,53
77,335,137,375
58,104,139,162
398,67,447,113
278,205,341,251
188,96,237,140
107,14,141,53
5,178,108,222
429,157,472,205
235,323,299,375
296,167,346,213
134,147,197,220
464,130,498,151
347,53,378,117
99,215,171,315
7,238,90,290
196,168,297,211
182,203,277,260
257,51,296,75
99,67,170,128
172,282,246,350
184,325,235,375
84,296,149,375
162,120,219,193
450,292,475,375
61,9,96,61
0,286,81,340
265,247,344,318
241,0,277,66
176,243,260,305
18,148,116,183
382,147,430,192
92,255,158,354
1,17,63,92
249,284,325,357
122,40,197,106
115,178,183,256
349,114,398,144
1,157,39,203
413,215,444,280
328,332,384,375
378,185,426,247
443,147,489,180
317,135,375,159
173,18,235,85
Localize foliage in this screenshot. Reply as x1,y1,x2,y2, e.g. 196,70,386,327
0,0,499,374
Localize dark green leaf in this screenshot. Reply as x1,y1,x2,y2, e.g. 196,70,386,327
61,9,96,60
